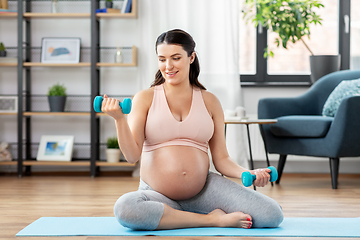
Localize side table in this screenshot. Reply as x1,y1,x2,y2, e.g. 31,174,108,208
225,118,277,188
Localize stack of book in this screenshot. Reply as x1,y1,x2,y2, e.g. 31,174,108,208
96,8,120,13
121,0,132,13
95,0,132,14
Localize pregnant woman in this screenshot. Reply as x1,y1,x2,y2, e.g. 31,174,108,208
101,29,283,230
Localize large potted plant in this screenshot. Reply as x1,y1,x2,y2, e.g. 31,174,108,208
47,83,67,112
242,0,340,83
0,42,7,57
106,137,121,163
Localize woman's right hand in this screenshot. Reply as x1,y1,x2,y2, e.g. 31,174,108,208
101,94,126,120
249,168,271,187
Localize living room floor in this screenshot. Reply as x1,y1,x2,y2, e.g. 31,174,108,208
1,172,360,240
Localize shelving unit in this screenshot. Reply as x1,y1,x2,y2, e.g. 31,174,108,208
20,160,134,167
23,13,91,18
5,0,138,177
0,63,17,66
23,62,91,67
0,1,19,168
0,12,17,18
23,112,91,116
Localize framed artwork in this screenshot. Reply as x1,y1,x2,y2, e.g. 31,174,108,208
40,38,81,64
0,96,18,113
36,135,74,161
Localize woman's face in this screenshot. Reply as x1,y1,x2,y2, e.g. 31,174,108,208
157,43,195,86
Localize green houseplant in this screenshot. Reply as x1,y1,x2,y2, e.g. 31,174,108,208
243,0,338,83
106,137,121,163
47,83,67,112
242,0,324,58
0,42,7,57
107,137,119,149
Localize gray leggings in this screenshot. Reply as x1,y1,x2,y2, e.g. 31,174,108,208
114,172,283,230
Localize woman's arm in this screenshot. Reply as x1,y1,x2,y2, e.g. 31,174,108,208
101,89,153,164
204,91,270,187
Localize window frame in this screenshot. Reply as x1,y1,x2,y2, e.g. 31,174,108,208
240,0,350,87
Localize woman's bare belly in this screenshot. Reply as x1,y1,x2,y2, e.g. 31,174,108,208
140,146,210,200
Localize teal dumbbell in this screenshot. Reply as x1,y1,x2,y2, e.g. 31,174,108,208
241,166,278,187
93,96,132,114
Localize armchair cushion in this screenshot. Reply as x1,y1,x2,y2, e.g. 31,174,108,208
270,115,334,138
322,78,360,117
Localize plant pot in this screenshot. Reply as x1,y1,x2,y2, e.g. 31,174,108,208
105,1,113,8
106,148,121,163
310,55,341,83
48,96,66,112
0,51,6,57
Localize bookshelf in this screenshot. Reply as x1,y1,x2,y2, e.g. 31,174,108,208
0,0,138,176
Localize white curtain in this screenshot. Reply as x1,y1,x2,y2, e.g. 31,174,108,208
137,0,249,169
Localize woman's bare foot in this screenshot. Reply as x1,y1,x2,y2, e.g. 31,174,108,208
208,209,252,229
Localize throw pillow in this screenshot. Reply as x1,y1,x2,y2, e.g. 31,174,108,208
322,78,360,117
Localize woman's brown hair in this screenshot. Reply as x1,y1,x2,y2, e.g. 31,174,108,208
151,29,206,90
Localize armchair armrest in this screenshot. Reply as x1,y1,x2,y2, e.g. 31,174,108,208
326,95,360,157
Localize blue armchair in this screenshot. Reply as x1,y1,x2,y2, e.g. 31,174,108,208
258,70,360,189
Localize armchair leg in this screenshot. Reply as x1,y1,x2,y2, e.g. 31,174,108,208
329,158,340,189
276,154,287,184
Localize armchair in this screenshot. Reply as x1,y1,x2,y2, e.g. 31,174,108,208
258,70,360,189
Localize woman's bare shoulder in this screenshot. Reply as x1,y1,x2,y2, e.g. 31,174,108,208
201,90,221,107
128,87,154,123
132,87,154,107
200,89,224,119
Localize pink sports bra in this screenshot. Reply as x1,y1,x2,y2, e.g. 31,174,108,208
143,84,214,153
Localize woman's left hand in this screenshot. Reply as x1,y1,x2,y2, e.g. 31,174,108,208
249,168,271,187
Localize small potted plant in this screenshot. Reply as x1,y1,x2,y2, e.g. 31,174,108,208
105,0,113,8
47,83,67,112
0,42,7,57
106,137,121,163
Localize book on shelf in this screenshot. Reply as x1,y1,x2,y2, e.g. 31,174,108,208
121,0,132,13
96,8,120,13
0,9,17,13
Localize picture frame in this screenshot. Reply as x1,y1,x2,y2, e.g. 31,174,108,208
0,96,18,113
40,38,81,64
36,135,74,161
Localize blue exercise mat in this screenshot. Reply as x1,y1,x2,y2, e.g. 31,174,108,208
16,217,360,237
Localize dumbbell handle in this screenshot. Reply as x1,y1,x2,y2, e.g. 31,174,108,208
241,166,278,187
93,96,132,114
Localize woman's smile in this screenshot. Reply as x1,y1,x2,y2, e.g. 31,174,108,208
166,71,179,77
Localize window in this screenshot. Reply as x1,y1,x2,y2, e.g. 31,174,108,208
350,1,360,69
239,0,256,74
240,0,351,86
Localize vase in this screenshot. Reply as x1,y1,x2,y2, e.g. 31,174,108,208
51,0,58,13
105,1,113,8
106,149,121,163
115,48,122,63
310,55,341,83
48,96,66,112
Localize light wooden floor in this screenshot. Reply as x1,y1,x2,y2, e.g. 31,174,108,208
1,172,360,240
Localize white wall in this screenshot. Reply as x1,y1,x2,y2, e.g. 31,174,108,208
1,3,359,174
